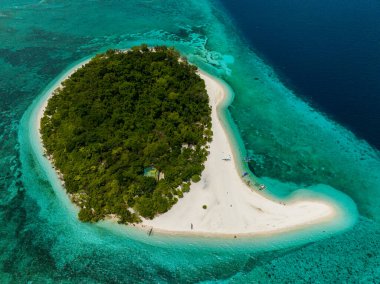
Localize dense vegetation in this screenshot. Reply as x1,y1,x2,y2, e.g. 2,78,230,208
40,45,212,224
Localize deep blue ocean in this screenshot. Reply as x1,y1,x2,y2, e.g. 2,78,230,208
0,0,379,282
220,0,380,150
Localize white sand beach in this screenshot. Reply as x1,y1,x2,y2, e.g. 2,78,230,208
142,71,340,235
36,59,342,237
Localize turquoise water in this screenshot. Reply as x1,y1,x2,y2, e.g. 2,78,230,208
1,0,379,282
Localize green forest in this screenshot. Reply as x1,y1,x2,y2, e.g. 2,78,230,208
40,45,212,224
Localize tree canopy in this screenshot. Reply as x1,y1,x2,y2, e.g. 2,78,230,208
40,45,212,224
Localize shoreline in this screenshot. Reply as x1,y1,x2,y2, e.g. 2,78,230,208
35,54,352,238
140,71,343,236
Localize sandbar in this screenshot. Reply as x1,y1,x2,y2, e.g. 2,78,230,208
141,71,340,236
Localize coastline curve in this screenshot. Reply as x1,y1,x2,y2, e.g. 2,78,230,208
21,51,358,250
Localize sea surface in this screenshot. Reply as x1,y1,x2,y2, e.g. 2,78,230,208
220,0,380,150
0,0,379,282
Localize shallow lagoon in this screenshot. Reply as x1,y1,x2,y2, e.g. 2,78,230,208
1,0,379,282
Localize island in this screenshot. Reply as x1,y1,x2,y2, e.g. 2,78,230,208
40,45,212,224
37,45,354,237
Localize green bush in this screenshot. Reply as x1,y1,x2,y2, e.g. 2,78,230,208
191,174,201,183
182,183,190,192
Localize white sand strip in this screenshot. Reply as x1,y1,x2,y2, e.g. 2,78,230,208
37,60,91,143
36,58,343,237
142,71,340,235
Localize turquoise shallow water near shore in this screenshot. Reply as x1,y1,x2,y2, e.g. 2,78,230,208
1,0,379,282
22,56,357,246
